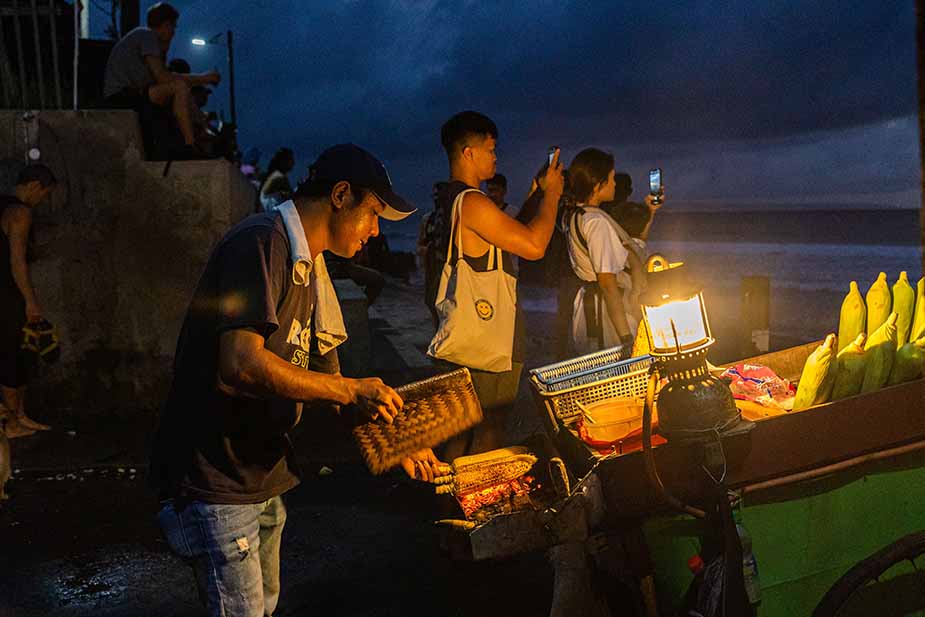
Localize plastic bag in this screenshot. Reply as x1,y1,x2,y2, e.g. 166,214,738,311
720,364,795,411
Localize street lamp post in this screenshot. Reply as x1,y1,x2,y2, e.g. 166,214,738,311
192,30,236,128
226,30,236,129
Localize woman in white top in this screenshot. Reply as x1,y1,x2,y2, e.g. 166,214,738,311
259,148,295,211
563,148,645,356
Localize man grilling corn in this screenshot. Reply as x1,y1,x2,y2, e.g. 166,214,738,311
149,144,444,617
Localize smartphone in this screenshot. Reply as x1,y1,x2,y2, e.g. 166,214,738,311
649,168,662,194
649,168,663,204
548,146,558,166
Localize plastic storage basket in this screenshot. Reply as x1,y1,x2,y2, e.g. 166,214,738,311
529,348,652,429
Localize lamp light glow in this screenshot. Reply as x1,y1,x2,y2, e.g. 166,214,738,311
639,258,713,357
644,294,711,353
191,38,206,46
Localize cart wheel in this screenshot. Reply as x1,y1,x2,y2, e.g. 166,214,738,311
812,531,925,617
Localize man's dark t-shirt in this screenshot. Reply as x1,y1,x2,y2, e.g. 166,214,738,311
149,211,338,504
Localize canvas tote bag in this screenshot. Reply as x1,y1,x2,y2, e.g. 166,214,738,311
427,188,517,372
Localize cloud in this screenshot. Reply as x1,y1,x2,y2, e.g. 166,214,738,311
163,0,920,208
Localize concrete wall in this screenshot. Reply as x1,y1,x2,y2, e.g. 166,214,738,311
0,110,256,411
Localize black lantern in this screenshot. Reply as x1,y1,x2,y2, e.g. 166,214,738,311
640,256,740,441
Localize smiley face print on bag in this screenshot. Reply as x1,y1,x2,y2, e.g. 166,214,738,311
475,299,494,321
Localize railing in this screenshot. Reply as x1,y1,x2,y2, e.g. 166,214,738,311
0,0,76,110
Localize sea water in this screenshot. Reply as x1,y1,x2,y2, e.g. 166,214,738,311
385,207,923,296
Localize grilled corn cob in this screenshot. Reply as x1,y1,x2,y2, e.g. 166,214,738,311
892,272,915,347
837,281,867,353
793,333,837,411
865,272,891,337
861,312,898,393
887,336,925,385
435,446,537,495
911,277,925,343
831,333,867,400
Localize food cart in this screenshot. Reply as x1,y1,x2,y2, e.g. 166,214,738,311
442,342,924,616
541,341,925,615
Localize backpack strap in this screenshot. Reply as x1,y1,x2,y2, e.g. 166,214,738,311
568,207,590,253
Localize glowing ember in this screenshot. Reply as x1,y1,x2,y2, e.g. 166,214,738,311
457,475,537,519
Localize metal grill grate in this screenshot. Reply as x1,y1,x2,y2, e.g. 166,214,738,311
530,349,653,425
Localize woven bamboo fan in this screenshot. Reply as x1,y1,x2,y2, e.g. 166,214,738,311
353,368,483,475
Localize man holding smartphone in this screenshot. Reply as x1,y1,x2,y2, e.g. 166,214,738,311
431,111,564,459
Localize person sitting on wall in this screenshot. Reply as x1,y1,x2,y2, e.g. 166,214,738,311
103,2,220,157
0,164,57,438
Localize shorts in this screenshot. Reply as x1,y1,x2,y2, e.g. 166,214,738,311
0,295,33,388
104,86,153,111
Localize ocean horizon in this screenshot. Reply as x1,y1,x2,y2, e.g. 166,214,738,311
385,207,923,319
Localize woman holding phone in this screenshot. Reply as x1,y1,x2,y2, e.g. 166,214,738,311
562,148,646,356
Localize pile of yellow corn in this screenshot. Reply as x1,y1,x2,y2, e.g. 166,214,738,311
794,273,925,411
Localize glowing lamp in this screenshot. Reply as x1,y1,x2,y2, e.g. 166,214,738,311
191,38,207,46
639,256,740,441
640,256,713,356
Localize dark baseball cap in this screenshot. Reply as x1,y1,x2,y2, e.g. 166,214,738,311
306,144,415,221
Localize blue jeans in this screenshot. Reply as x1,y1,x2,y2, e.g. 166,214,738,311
157,497,287,617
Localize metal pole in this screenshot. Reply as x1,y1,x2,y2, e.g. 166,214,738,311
227,29,236,128
79,0,88,38
48,0,62,108
72,0,78,109
12,0,28,108
918,0,925,275
30,0,46,109
119,0,139,37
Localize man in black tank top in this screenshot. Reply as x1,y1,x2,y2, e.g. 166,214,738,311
0,164,57,438
432,111,565,460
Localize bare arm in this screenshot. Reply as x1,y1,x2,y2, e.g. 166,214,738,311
219,329,402,421
637,192,663,242
464,150,564,260
625,249,646,298
145,56,220,86
4,207,41,319
597,273,631,339
220,329,446,479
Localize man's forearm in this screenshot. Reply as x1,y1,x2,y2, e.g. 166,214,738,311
523,190,558,254
10,257,38,306
231,346,355,406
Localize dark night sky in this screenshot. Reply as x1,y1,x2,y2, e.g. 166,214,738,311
120,1,920,212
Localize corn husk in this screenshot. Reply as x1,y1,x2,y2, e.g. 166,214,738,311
861,312,898,393
911,277,925,343
831,333,867,400
793,334,837,411
837,281,866,353
887,336,925,385
865,272,891,337
892,272,915,347
631,320,650,357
